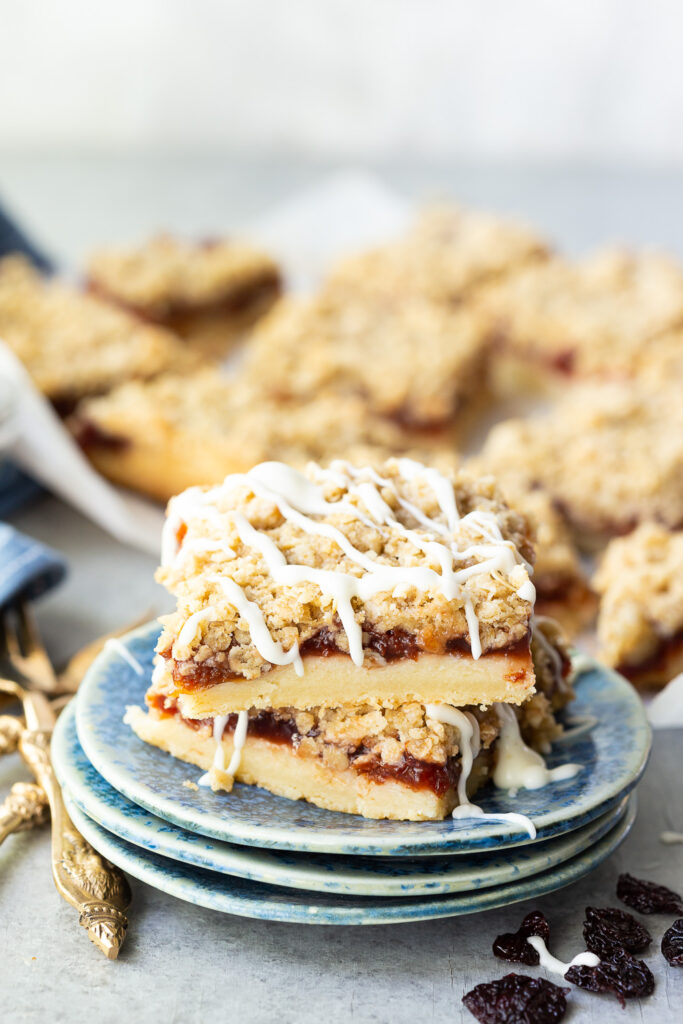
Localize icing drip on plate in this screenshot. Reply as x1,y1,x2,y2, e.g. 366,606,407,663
527,936,599,977
163,460,535,671
426,700,583,840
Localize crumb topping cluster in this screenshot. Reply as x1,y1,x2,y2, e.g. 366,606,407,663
594,523,683,668
0,255,192,400
327,204,547,304
87,235,280,318
484,248,683,376
245,292,490,426
74,368,448,469
481,383,683,539
157,459,535,678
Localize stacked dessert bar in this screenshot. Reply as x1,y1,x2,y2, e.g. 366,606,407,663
127,458,573,820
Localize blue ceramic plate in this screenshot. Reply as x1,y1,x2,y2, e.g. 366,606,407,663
75,621,651,856
63,792,636,924
54,701,631,897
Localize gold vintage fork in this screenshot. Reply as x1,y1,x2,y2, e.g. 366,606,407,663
0,605,132,959
1,603,62,695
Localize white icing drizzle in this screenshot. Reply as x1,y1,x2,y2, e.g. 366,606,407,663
660,831,683,844
104,637,144,676
167,461,534,672
553,715,598,744
426,703,537,839
516,579,536,603
464,599,481,660
526,936,599,977
198,710,248,788
494,704,581,791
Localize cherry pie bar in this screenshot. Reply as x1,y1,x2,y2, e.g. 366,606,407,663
126,459,574,820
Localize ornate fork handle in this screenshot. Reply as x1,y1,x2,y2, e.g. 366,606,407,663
0,780,49,844
0,715,24,756
19,727,132,960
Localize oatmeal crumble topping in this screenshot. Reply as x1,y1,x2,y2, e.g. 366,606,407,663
72,368,448,469
484,247,683,377
87,234,280,320
594,523,683,669
156,459,535,678
244,291,490,427
327,203,547,304
480,383,683,542
0,254,194,402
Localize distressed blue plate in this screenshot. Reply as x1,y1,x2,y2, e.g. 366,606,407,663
63,791,636,924
54,701,631,897
75,621,651,856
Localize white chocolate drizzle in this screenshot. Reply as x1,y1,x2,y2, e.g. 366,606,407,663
426,703,537,839
104,637,144,676
660,831,683,844
494,705,581,791
198,710,248,789
164,460,535,670
526,936,599,977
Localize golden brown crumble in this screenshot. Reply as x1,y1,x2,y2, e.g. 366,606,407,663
593,523,683,669
73,367,449,470
244,291,490,427
156,460,535,676
327,203,547,304
0,254,195,403
86,234,280,320
480,383,683,544
483,247,683,378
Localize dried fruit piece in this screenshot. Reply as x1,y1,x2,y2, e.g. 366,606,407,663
462,973,569,1024
617,872,683,915
565,948,655,1007
583,906,651,958
493,911,552,965
662,919,683,967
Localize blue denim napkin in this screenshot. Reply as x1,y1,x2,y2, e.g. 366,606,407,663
0,200,54,513
0,522,66,610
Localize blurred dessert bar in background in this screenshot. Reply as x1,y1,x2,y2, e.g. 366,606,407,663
480,383,683,548
326,204,548,304
594,523,683,688
0,254,196,413
244,293,490,433
483,248,683,396
87,235,281,358
70,368,448,501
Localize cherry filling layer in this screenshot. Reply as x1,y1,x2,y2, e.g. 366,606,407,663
167,628,532,691
147,692,464,796
616,628,683,682
88,270,281,328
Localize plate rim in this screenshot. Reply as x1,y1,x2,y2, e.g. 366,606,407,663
55,700,633,897
75,619,651,857
63,791,637,925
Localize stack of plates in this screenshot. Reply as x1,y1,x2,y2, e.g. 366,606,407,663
51,622,651,925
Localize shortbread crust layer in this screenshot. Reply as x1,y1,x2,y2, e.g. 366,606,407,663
162,642,534,716
125,705,488,820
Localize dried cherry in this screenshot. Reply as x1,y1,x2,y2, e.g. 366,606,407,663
493,911,551,965
462,973,568,1024
582,906,651,958
662,919,683,967
565,948,655,1007
616,872,683,915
